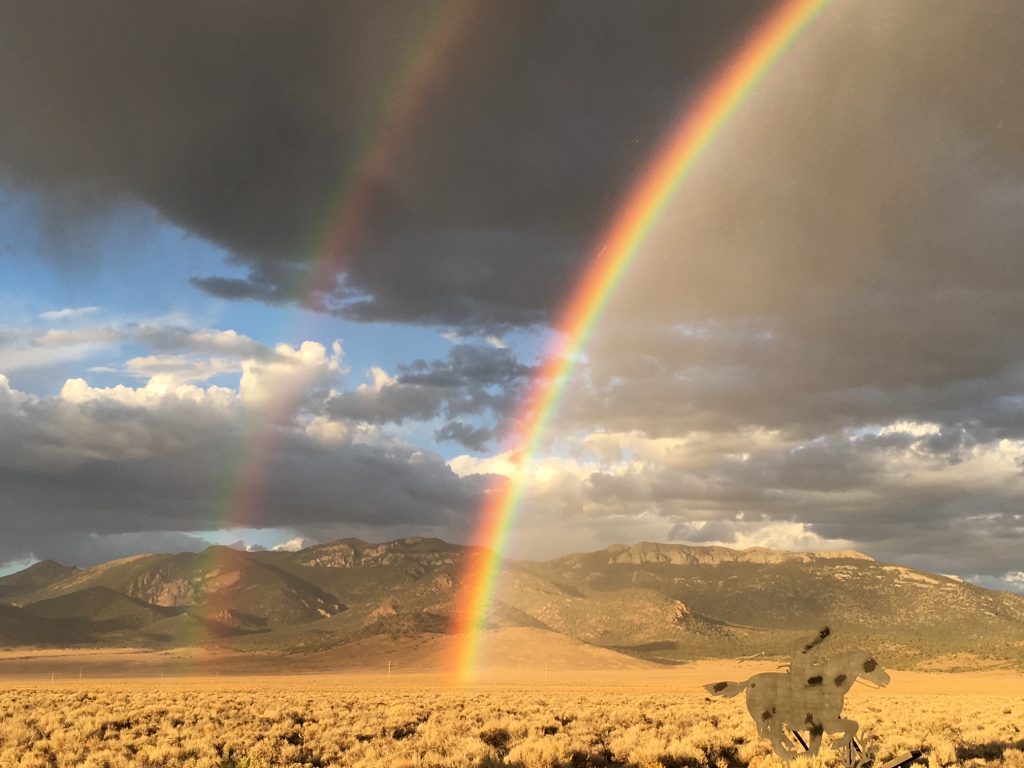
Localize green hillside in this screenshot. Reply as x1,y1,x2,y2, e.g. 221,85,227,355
513,543,1024,666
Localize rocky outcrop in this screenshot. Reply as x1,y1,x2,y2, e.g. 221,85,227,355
672,600,689,624
365,599,399,626
299,538,461,577
128,572,204,607
432,574,454,590
299,542,357,568
605,542,873,566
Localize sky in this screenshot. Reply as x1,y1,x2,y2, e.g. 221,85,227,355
1,1,1024,593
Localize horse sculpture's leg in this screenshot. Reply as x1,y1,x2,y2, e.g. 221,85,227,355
765,722,798,761
806,725,824,756
822,715,859,748
751,698,796,760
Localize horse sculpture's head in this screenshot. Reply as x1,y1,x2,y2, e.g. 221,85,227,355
855,651,890,688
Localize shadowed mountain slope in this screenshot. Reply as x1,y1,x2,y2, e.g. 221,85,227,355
0,603,77,645
22,587,182,630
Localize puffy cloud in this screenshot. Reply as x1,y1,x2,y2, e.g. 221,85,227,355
0,320,126,374
2,322,272,380
970,571,1024,595
272,537,314,553
0,352,485,567
33,323,286,387
667,520,858,553
0,342,112,374
59,375,236,409
239,340,342,411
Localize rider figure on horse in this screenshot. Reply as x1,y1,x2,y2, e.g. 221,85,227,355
789,625,831,680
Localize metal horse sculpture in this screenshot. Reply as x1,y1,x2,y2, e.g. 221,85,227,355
705,628,891,761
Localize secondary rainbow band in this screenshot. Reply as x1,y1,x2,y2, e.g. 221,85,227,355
302,0,475,300
194,2,475,655
451,0,830,680
219,0,475,526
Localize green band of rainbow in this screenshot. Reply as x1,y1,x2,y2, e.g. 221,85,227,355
450,0,830,681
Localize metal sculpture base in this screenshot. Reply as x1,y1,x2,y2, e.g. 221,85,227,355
789,730,922,768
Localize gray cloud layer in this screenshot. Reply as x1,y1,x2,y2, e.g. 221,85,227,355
326,344,533,449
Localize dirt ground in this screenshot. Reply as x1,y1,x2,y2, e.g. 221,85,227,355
3,636,1024,696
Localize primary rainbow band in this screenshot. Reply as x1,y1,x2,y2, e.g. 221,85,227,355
451,0,831,680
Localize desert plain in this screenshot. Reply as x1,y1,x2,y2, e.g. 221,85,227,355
2,629,1023,768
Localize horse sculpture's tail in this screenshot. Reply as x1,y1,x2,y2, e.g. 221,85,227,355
704,680,748,698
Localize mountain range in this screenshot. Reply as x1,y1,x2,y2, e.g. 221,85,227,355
2,539,1022,671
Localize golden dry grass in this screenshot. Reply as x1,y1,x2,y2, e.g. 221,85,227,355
2,662,1023,768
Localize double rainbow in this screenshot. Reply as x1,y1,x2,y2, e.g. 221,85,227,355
451,0,830,681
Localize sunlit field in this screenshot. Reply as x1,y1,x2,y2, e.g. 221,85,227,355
3,663,1023,768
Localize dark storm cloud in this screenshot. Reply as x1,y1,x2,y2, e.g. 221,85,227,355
556,0,1024,440
326,344,532,448
0,0,766,330
0,375,486,567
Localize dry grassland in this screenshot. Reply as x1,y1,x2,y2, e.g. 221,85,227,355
2,663,1023,768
